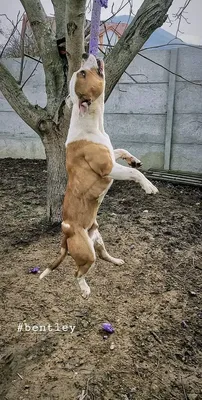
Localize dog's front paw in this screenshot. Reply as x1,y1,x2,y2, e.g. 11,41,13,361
141,178,158,194
130,159,142,169
111,258,125,265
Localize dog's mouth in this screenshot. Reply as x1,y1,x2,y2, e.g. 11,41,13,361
79,98,91,116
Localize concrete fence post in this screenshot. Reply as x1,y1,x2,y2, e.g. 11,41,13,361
164,48,178,170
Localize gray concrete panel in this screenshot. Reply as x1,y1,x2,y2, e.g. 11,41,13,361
0,111,35,137
173,114,202,144
176,47,202,82
106,83,168,114
0,134,45,159
171,144,202,173
175,82,202,114
120,50,169,83
105,114,165,144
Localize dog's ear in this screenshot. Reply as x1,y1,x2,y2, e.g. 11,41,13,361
81,53,89,66
82,53,89,60
97,59,104,76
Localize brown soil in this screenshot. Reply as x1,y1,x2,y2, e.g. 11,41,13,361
0,159,202,400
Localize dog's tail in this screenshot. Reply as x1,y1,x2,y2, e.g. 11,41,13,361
39,221,74,280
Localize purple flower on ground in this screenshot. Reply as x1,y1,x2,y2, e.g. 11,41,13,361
102,323,114,333
29,267,40,274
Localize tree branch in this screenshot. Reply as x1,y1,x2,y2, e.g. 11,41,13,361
18,14,26,85
99,45,138,83
24,53,43,62
20,0,64,115
21,57,41,89
171,0,192,38
0,61,49,135
104,0,174,101
100,41,201,87
140,42,202,51
0,12,24,58
66,0,86,82
139,52,202,86
102,42,202,52
51,0,66,40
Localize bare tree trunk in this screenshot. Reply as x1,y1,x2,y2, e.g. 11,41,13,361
66,0,86,81
42,126,67,223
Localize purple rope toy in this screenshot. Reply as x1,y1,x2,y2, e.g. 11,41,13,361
89,0,108,57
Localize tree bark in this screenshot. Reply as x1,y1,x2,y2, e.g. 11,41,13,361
66,0,86,82
42,125,67,223
51,0,66,40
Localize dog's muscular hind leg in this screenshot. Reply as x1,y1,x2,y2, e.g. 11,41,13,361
69,229,96,299
93,230,124,265
76,271,93,299
76,259,95,299
40,235,68,279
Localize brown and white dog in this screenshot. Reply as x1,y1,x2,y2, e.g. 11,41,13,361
40,54,158,298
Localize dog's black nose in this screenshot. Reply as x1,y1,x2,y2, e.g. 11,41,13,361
82,53,89,60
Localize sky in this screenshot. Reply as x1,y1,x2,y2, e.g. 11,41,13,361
0,0,202,45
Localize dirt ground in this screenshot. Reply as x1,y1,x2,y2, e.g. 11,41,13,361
0,159,202,400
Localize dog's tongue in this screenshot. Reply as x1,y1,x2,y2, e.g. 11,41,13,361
79,101,89,116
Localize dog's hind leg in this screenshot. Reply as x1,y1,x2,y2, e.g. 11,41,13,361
69,229,96,298
40,235,68,279
76,256,95,299
93,229,124,266
76,273,92,299
76,261,95,298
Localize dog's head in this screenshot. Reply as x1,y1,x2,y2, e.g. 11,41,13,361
68,54,105,116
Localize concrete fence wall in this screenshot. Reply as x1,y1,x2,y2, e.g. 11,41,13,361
0,47,202,173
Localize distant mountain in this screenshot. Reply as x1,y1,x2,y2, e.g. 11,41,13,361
108,14,184,49
111,15,133,24
110,15,133,24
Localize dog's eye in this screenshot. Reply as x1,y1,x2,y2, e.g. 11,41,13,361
80,70,86,78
